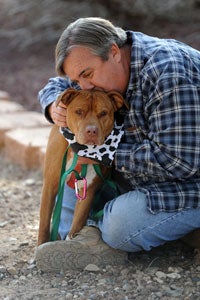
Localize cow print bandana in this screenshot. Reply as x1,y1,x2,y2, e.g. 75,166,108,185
60,122,124,166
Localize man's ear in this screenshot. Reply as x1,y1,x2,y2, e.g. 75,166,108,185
107,91,129,111
110,43,121,63
55,88,80,107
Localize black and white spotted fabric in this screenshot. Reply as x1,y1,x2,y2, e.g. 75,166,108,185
60,122,124,166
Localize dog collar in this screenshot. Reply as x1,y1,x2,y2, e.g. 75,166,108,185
60,122,124,166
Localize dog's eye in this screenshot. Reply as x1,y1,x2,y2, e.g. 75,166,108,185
75,109,83,115
98,111,107,118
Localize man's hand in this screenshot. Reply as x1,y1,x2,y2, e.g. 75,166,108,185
49,101,67,127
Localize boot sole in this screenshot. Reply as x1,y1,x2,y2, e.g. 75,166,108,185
35,240,128,272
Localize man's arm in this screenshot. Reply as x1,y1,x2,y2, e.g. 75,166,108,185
38,76,80,126
115,75,200,180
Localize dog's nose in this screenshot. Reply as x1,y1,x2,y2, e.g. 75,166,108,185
85,125,98,137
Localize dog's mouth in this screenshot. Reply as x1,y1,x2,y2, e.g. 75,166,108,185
85,141,96,146
60,121,124,165
77,137,103,146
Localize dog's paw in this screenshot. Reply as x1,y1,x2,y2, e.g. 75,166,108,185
66,233,76,240
66,234,71,241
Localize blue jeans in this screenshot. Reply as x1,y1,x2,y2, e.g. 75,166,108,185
58,183,200,252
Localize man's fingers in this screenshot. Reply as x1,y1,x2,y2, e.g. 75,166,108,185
58,101,67,109
56,105,66,116
52,111,67,127
50,102,67,127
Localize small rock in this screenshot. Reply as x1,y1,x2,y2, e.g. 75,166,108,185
123,283,133,292
21,268,30,276
154,277,164,284
28,258,35,265
170,284,177,290
7,266,18,275
167,273,181,279
84,264,100,272
168,266,181,273
20,241,29,246
0,266,7,273
121,268,129,276
27,263,36,270
80,284,90,290
8,237,17,243
0,221,9,228
24,191,32,198
24,179,35,186
155,271,167,279
97,278,107,285
154,292,163,297
65,293,73,299
89,294,99,300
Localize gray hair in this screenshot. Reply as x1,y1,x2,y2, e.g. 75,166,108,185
55,17,127,76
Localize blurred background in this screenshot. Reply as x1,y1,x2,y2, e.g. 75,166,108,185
0,0,199,112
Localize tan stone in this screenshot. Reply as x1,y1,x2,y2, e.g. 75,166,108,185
0,111,49,148
0,100,24,113
4,127,52,169
0,91,10,101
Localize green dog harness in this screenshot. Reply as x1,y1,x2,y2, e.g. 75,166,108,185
50,147,119,241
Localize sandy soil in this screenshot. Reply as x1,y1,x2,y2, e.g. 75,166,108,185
0,151,200,299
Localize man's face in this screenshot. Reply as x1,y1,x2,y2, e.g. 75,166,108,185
63,45,128,94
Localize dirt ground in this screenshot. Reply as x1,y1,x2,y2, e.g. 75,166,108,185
0,20,200,299
0,151,200,299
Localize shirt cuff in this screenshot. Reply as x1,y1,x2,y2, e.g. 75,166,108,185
115,146,133,173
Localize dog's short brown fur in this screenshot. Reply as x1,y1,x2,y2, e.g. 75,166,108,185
37,88,124,245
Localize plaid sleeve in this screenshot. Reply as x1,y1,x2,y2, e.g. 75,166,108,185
38,77,79,123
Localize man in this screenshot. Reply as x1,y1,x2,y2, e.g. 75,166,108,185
36,17,200,272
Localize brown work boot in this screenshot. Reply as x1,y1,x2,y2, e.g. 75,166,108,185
35,226,128,272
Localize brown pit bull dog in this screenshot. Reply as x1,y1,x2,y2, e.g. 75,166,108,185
37,88,124,246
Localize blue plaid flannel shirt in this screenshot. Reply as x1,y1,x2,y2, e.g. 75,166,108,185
38,31,200,214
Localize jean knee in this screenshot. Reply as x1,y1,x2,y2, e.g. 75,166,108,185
99,191,147,250
101,222,123,249
101,221,143,252
99,197,129,249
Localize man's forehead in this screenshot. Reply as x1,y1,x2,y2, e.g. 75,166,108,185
63,47,96,78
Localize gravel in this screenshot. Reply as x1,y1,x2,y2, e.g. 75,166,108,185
0,152,200,300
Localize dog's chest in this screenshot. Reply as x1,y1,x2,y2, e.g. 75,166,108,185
66,158,97,189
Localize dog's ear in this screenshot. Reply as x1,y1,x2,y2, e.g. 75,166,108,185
107,91,129,111
55,88,79,107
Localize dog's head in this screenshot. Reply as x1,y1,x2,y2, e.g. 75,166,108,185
56,88,126,145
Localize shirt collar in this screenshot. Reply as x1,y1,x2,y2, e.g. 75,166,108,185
125,31,145,101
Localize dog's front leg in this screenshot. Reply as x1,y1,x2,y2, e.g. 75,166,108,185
38,181,58,245
68,175,102,239
37,125,68,245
